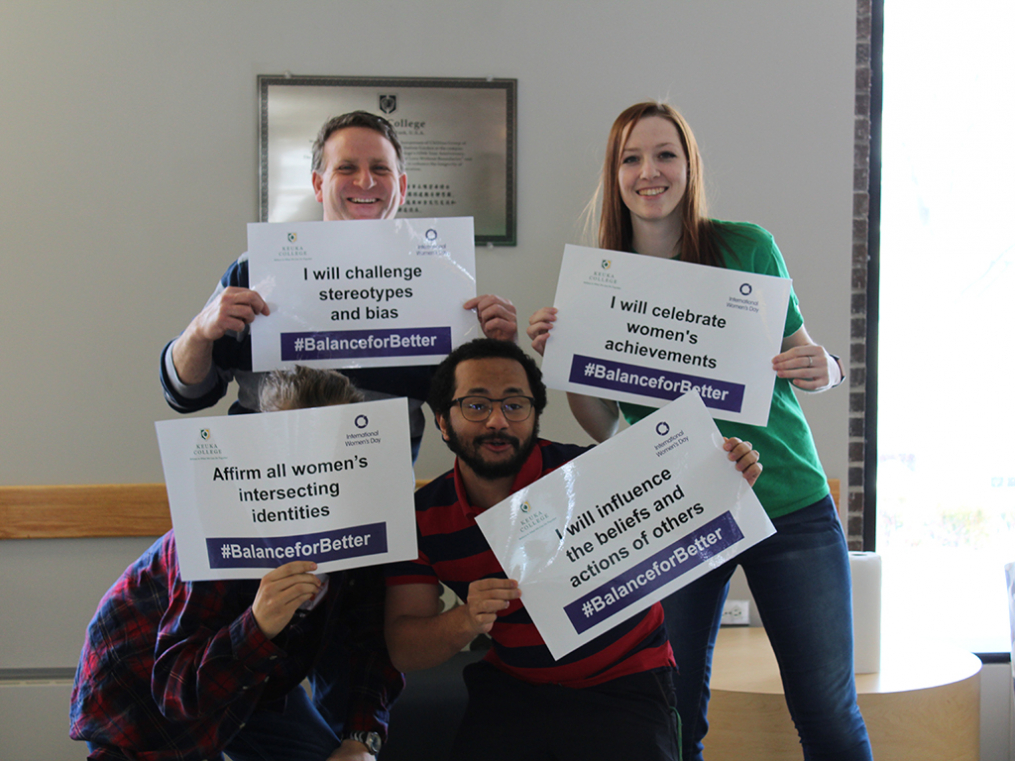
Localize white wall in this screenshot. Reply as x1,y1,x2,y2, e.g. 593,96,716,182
0,0,862,755
0,0,855,491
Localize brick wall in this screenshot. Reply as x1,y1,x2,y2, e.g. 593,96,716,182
848,0,878,550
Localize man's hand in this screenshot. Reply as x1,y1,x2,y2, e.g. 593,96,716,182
526,306,557,356
172,287,270,385
462,578,520,635
723,437,762,488
465,295,517,342
251,561,321,640
188,286,269,344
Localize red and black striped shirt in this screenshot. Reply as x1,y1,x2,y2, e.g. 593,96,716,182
386,440,674,688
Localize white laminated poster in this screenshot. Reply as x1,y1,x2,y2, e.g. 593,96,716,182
475,392,774,660
540,245,792,426
247,217,477,372
155,398,416,581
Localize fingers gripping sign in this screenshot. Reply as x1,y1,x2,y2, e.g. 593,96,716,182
464,295,518,343
463,578,520,635
251,561,322,640
723,437,763,488
193,287,270,343
526,306,557,356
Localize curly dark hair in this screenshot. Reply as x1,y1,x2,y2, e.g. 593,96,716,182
427,339,547,419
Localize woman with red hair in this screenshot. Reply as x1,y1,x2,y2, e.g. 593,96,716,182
528,102,872,761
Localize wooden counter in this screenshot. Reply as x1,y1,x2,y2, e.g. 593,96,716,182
704,627,981,761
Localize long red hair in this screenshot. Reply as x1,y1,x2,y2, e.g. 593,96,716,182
599,102,727,268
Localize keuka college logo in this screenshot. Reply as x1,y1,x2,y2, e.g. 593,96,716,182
192,428,225,459
288,232,297,243
379,94,396,114
517,502,553,538
583,259,620,290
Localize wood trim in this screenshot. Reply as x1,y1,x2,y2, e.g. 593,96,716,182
0,484,171,539
0,478,841,540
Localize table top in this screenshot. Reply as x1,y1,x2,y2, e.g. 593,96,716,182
711,627,982,695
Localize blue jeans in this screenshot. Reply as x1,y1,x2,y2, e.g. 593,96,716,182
663,496,873,761
86,686,340,761
224,686,340,761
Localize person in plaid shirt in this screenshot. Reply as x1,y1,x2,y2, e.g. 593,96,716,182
70,367,402,761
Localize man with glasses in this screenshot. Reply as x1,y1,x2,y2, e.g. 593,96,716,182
384,339,762,761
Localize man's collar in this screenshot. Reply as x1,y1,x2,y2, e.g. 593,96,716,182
452,441,545,519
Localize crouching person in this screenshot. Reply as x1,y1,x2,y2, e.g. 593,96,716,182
384,339,762,761
70,367,401,761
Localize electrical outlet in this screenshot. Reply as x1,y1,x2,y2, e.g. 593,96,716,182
721,599,750,626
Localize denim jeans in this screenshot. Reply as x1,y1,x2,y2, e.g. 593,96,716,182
86,686,341,761
224,685,341,761
663,496,873,761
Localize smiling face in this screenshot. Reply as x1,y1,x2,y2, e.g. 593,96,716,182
311,126,407,221
438,357,539,481
617,116,689,227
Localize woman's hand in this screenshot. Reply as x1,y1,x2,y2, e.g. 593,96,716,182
774,326,843,392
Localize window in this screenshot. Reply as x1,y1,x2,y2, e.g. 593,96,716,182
877,0,1015,653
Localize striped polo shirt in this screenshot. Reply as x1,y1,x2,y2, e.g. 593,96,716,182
386,439,674,688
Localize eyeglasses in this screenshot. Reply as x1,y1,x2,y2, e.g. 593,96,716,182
450,395,535,422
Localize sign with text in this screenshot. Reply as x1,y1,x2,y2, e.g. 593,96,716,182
540,245,792,425
475,392,774,660
248,217,477,371
155,398,416,581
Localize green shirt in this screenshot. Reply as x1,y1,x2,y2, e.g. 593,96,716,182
619,220,829,519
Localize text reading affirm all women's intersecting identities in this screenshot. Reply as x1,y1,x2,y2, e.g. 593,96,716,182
156,398,417,582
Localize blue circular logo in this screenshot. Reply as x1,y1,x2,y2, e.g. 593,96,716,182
740,283,753,296
656,422,670,436
425,229,438,241
354,415,369,429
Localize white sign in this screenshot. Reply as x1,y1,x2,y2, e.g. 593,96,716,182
248,217,478,372
475,392,774,660
155,398,417,581
540,245,792,426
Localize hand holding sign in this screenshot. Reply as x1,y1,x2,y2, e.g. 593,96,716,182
252,561,322,639
464,578,521,635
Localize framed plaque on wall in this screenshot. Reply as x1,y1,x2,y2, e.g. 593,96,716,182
259,75,517,245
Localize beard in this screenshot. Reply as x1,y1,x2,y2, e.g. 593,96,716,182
444,419,539,480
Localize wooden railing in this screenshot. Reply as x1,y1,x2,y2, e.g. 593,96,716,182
0,479,839,540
